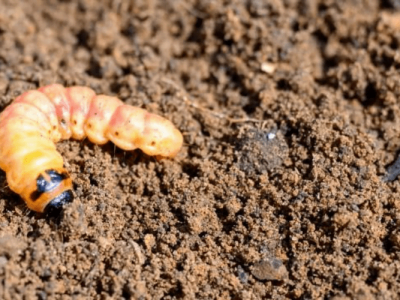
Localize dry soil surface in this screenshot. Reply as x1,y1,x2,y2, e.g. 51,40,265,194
0,0,400,299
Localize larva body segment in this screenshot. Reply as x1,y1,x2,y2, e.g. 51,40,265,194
0,103,54,139
106,105,184,157
38,84,72,139
106,105,147,151
65,87,96,140
0,84,183,214
13,91,61,141
84,95,124,144
140,113,184,158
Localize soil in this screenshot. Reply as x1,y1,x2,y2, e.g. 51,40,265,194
0,0,400,299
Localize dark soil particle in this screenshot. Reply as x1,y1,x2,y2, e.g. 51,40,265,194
1,0,400,299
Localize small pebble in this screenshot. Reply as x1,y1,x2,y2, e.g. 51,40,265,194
237,265,249,284
267,132,276,140
251,257,288,281
261,62,276,74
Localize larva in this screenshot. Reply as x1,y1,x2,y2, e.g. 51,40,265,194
0,84,183,215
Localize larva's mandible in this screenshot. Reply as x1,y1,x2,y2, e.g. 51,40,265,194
0,84,183,215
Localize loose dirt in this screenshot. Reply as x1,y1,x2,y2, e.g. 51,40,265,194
0,0,400,299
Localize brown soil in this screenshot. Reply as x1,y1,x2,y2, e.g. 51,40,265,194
0,0,400,299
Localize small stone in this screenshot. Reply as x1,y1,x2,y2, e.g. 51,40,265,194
129,240,145,265
237,265,249,284
144,234,155,250
261,62,276,74
0,256,8,268
251,257,288,281
97,236,112,249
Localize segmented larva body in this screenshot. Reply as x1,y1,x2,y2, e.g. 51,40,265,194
0,84,183,215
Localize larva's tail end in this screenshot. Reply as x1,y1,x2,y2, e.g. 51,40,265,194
44,189,74,217
141,127,184,159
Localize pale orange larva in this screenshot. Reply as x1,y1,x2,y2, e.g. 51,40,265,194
0,84,183,215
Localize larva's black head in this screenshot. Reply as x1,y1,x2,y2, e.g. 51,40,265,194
44,190,74,217
25,169,74,215
31,170,70,201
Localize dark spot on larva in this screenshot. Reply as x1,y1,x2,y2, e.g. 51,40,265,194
53,125,56,130
151,141,156,146
60,119,66,125
115,131,119,136
88,123,92,129
73,119,77,125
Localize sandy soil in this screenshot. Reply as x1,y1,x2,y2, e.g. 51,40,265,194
0,0,400,299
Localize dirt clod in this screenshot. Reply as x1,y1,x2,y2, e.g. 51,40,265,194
236,127,289,174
